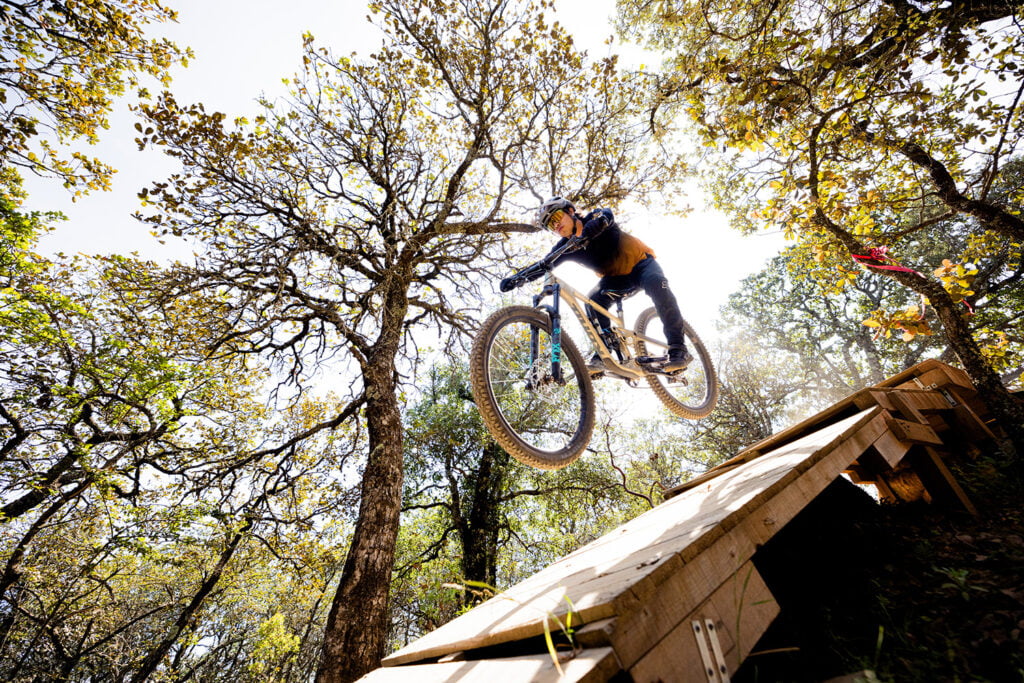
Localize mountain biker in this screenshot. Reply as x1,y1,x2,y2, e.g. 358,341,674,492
501,196,693,373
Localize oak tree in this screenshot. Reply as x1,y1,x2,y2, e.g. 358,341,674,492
619,0,1024,452
0,0,188,194
135,0,685,678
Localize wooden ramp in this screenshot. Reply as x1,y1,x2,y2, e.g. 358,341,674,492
358,360,995,682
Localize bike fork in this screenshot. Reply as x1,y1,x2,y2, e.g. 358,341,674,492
533,284,563,383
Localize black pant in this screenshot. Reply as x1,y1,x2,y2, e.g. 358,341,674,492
587,256,687,352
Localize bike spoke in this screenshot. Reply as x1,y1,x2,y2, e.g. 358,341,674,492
485,320,585,453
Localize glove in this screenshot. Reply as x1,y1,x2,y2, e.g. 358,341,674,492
499,276,518,292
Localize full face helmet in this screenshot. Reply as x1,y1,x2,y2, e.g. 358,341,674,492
536,196,575,230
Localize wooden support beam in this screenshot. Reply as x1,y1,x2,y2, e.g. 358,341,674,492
878,465,930,503
909,448,979,517
952,402,998,442
870,429,912,467
902,365,975,392
886,417,943,445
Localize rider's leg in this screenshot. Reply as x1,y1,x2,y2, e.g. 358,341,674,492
586,274,631,338
586,284,615,333
586,278,629,371
632,257,691,368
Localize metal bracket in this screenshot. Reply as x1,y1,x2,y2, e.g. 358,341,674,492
705,618,731,682
692,619,730,682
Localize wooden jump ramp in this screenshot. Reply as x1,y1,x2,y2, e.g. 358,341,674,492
358,360,995,682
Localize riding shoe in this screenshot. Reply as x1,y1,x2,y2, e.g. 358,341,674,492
663,348,693,372
586,353,608,375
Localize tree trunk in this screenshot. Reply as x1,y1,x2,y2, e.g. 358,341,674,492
928,293,1024,457
315,354,405,683
460,441,508,588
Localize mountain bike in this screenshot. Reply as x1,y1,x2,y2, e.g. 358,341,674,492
469,237,718,470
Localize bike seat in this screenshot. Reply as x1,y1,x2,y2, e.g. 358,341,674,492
599,286,641,302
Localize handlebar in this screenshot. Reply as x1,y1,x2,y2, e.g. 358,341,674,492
499,236,585,292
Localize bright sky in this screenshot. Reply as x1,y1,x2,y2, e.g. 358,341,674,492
26,0,786,335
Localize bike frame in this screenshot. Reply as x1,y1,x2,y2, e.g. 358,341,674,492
530,270,671,383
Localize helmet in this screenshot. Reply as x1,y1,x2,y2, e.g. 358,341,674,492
536,196,574,229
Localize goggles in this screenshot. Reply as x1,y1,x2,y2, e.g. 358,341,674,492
546,209,566,231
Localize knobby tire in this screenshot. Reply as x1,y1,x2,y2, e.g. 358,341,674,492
634,307,718,419
470,306,595,469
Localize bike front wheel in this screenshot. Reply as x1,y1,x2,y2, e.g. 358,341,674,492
470,306,595,469
634,307,718,419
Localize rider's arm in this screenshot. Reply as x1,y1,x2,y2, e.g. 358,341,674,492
498,209,613,292
499,233,586,292
580,208,613,241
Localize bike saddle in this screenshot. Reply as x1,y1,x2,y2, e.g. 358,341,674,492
600,286,641,301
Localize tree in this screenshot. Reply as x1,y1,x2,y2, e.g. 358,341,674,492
681,335,810,461
134,0,685,678
394,363,695,647
402,365,512,593
0,0,188,194
723,252,941,397
618,0,1024,453
0,230,359,680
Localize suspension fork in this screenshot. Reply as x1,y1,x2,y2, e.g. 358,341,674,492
532,282,563,383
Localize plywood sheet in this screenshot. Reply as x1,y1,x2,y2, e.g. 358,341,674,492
383,408,882,667
610,410,889,669
358,647,619,683
628,561,778,681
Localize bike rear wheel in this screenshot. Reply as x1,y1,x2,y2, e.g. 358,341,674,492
470,306,595,469
634,307,718,419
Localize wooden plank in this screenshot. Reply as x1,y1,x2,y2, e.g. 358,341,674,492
665,389,875,498
667,362,972,500
728,391,868,461
609,411,889,669
872,358,944,388
893,390,956,413
934,363,975,389
887,391,928,422
910,367,975,392
384,409,884,667
574,618,617,648
664,461,745,497
361,647,620,682
952,402,998,441
886,417,943,445
844,464,874,484
631,592,727,681
853,389,896,412
629,562,779,681
857,388,954,414
872,475,898,504
942,384,996,436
